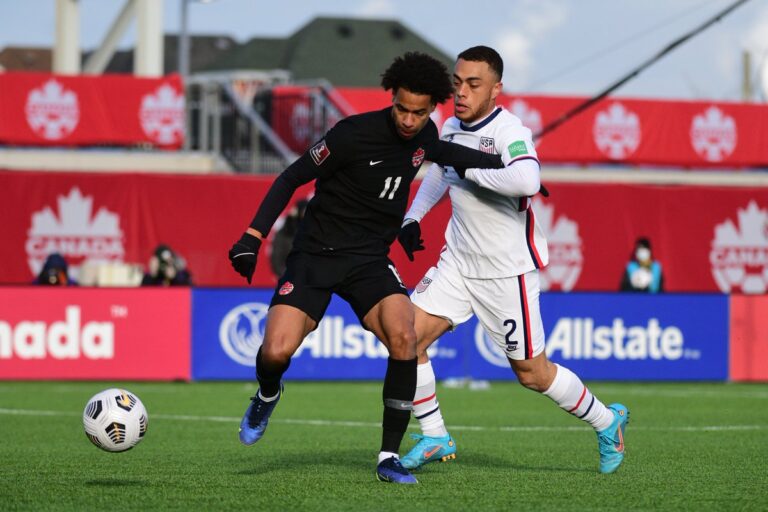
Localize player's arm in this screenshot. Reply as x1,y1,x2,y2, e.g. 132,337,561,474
228,123,352,283
463,125,542,197
429,139,504,170
398,163,448,261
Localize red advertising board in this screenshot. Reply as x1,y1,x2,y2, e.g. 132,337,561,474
729,295,768,381
0,170,766,293
0,72,184,148
0,287,190,380
334,87,768,169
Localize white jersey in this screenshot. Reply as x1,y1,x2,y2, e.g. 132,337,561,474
406,107,548,278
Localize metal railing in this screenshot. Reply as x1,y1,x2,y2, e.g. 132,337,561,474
184,73,355,174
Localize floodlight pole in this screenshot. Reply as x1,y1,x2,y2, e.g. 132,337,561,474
179,0,190,83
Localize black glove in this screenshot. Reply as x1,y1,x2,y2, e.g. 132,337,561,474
228,232,261,284
539,183,550,197
398,220,424,261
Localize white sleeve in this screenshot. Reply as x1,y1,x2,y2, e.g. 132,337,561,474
464,158,541,197
404,163,448,223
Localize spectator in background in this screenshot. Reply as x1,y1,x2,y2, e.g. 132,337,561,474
35,253,76,286
141,244,192,286
620,237,663,293
269,199,309,278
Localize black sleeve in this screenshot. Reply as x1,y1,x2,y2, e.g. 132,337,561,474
248,155,318,237
247,120,355,236
429,140,504,169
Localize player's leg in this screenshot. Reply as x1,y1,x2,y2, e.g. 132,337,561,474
480,269,628,473
240,251,329,446
401,259,473,469
362,293,419,483
239,304,316,445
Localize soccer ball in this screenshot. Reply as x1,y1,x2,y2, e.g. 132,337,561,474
83,388,148,452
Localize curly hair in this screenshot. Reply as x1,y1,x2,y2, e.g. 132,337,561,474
380,51,453,105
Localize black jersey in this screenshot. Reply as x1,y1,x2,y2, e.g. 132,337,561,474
249,107,503,256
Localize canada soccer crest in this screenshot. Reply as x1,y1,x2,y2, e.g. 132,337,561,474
412,147,425,167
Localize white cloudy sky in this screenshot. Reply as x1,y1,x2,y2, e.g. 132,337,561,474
1,0,767,101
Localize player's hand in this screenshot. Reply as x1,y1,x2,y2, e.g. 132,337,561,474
228,232,261,284
539,183,550,197
398,220,424,261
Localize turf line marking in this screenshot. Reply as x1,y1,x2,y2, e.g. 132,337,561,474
0,408,765,433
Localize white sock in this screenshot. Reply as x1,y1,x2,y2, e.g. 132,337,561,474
378,451,398,464
413,361,448,437
543,364,614,432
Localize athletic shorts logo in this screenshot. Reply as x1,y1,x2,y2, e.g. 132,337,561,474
279,281,295,295
310,140,331,166
415,277,432,293
479,137,496,154
507,140,528,159
412,147,425,167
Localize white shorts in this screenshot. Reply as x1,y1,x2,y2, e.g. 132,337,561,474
411,251,545,361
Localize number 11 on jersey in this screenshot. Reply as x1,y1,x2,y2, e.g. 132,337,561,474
379,176,402,200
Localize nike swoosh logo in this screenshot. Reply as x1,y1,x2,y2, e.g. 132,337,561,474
615,426,624,453
424,446,441,459
370,160,383,166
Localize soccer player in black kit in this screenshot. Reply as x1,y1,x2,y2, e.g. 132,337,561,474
228,52,503,484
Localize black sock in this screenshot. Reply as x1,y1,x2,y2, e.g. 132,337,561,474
256,347,290,397
381,357,417,454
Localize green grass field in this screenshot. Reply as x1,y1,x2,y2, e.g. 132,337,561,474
1,381,767,511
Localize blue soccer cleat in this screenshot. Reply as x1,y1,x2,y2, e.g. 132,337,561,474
597,403,629,474
400,433,457,470
239,385,282,446
376,456,418,484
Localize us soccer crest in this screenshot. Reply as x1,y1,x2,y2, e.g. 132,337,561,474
412,147,425,167
479,137,496,154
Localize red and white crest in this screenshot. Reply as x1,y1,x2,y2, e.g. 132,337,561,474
415,277,432,293
411,147,425,167
279,282,295,295
310,140,331,166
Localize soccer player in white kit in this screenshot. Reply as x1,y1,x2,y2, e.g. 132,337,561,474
397,46,629,474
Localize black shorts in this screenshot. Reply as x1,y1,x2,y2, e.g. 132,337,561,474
270,251,408,324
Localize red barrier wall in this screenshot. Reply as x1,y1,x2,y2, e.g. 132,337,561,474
1,170,766,293
0,72,184,148
0,287,190,380
729,295,768,381
334,87,768,169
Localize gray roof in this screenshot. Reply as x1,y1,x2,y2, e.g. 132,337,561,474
203,17,454,86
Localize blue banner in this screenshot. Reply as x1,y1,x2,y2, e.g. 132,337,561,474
192,288,390,381
192,290,729,381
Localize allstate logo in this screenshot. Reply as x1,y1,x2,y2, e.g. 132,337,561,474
474,324,508,368
219,302,270,366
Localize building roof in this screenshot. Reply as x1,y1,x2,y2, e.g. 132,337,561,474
0,47,52,72
203,17,454,86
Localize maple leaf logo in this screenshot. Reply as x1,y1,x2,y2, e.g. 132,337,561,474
710,201,768,294
534,199,583,291
25,79,80,140
593,102,641,160
508,99,542,136
690,106,737,163
139,84,184,145
26,188,125,279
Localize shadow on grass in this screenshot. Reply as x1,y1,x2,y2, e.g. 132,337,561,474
422,451,595,474
85,479,149,487
233,448,592,477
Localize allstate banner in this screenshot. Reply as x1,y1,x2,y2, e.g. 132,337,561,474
436,292,728,381
191,289,728,381
192,289,393,380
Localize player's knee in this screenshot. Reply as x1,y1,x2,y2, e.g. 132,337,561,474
260,341,293,367
386,327,417,359
516,370,548,392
